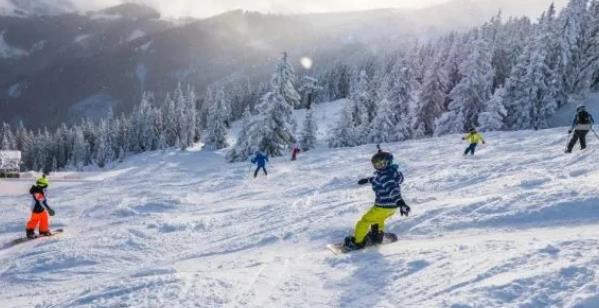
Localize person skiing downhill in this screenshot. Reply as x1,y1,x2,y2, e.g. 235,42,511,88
344,151,411,250
566,104,595,153
251,150,269,178
291,143,301,161
26,174,56,239
462,128,485,156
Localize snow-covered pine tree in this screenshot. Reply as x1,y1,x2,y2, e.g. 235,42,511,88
227,107,255,162
274,52,302,109
582,0,599,91
70,127,90,171
300,109,318,151
388,57,419,140
412,59,447,137
367,98,396,144
299,76,320,109
329,104,358,148
94,119,112,168
503,10,559,130
555,0,589,104
436,36,494,135
0,123,16,150
184,85,198,146
252,89,297,157
527,12,559,129
478,86,507,131
205,88,229,150
503,41,533,129
162,92,178,147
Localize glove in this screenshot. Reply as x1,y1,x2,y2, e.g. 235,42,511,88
47,207,55,216
397,199,411,217
358,178,370,185
568,130,572,134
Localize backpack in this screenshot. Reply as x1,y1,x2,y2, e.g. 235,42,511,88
577,111,591,124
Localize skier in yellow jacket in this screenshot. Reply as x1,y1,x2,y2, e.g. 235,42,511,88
462,128,485,155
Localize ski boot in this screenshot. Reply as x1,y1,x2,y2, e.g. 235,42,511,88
26,229,36,239
343,236,365,251
367,224,384,245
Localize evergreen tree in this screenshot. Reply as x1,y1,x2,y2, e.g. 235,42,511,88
70,127,90,171
1,123,16,150
227,107,255,162
413,60,446,137
582,0,599,91
387,58,418,140
436,36,494,135
528,12,559,129
300,109,318,151
555,0,589,104
329,104,358,148
478,86,508,131
205,88,229,150
299,76,320,109
351,70,376,129
367,98,396,144
274,52,302,108
252,90,297,156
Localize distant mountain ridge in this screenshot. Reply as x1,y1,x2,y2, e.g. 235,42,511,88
0,0,565,129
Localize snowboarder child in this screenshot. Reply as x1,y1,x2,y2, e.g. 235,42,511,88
462,128,485,156
344,151,411,250
26,174,56,239
251,150,269,178
566,104,595,153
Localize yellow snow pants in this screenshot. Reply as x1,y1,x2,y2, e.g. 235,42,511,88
354,206,397,244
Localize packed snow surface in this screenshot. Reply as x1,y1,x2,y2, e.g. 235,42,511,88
2,102,599,307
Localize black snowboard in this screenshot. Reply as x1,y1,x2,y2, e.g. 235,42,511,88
327,232,398,255
5,229,64,248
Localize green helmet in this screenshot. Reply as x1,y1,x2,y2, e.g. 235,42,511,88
36,176,49,188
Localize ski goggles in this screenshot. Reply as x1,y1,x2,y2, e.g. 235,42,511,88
372,159,388,170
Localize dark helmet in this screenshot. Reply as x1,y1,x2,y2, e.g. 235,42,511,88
469,128,476,133
371,152,392,170
576,104,586,112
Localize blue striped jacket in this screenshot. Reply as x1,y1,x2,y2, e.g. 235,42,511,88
368,166,404,208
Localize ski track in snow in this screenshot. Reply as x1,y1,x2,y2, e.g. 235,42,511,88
2,124,599,307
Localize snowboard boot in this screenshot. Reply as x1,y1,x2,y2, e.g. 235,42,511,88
26,229,36,239
39,230,52,237
368,224,385,245
343,236,365,251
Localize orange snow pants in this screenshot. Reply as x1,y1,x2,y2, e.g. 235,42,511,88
26,211,49,232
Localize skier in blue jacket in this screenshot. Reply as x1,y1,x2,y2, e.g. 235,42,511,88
251,151,269,178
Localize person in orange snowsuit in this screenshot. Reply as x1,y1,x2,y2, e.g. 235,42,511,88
26,175,55,239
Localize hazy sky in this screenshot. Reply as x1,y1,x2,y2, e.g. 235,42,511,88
75,0,452,18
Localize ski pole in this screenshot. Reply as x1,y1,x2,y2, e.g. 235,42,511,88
592,128,599,141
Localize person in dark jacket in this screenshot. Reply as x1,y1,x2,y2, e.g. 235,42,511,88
344,152,410,250
26,175,56,239
251,151,269,178
566,105,595,153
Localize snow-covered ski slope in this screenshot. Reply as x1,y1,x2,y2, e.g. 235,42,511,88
2,105,599,307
